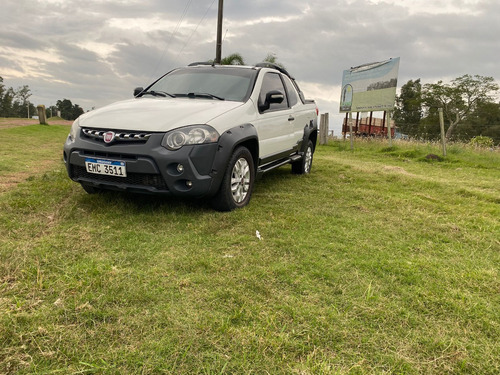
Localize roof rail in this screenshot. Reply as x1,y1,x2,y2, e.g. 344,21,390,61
255,62,294,79
188,61,214,67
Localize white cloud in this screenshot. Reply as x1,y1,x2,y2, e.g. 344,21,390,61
75,42,119,60
0,46,63,79
241,14,303,26
369,0,483,15
106,17,189,33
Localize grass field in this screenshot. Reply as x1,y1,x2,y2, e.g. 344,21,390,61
1,123,499,374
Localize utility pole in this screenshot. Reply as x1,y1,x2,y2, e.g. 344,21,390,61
215,0,223,64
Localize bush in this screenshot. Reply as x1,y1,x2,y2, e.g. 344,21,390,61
469,136,494,148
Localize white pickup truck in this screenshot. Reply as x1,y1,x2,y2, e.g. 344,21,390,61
63,62,318,211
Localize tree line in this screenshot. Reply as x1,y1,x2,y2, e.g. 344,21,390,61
0,76,84,120
394,75,500,144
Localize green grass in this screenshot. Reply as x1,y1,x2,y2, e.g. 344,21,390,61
1,126,499,374
0,124,70,192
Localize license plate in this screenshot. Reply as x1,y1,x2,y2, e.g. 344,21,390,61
85,158,127,177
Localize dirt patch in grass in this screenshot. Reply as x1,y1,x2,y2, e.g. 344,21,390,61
382,165,414,176
0,117,72,129
0,160,60,193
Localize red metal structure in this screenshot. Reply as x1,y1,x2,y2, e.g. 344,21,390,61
342,111,395,138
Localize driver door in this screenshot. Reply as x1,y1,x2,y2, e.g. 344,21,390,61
253,72,295,160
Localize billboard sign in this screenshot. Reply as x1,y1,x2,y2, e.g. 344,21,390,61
340,57,400,113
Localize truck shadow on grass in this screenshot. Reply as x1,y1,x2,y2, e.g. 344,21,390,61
74,167,298,214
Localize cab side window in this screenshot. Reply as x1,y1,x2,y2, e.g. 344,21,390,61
283,76,299,107
258,73,288,113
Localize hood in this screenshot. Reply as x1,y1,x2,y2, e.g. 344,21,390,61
78,97,244,132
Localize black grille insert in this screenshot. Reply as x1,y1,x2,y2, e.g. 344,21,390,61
80,150,138,161
71,165,168,191
82,128,152,144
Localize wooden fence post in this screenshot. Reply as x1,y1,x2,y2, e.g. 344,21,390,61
319,113,329,145
324,113,329,142
438,108,447,157
319,114,324,145
37,105,48,125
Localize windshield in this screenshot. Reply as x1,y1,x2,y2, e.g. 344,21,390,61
147,67,257,102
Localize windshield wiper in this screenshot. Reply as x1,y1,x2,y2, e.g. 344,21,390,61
186,92,225,101
142,90,176,98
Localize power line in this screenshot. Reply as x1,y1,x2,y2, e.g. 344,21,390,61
176,0,217,61
149,0,194,81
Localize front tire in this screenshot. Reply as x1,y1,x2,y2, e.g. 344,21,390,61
292,140,314,174
211,146,255,211
81,183,102,194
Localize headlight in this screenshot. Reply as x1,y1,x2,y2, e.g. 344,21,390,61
69,118,80,141
162,125,219,150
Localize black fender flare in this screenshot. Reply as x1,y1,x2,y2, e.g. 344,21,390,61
207,123,259,196
300,118,318,153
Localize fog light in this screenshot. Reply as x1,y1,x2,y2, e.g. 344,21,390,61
186,180,193,187
177,164,184,173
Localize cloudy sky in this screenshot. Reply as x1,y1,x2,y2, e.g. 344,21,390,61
1,0,499,132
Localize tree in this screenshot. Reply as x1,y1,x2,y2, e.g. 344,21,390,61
15,85,33,118
71,104,84,119
417,110,441,141
0,77,6,116
45,105,58,119
57,99,73,120
214,53,286,69
220,53,245,65
422,75,499,140
56,99,84,120
0,87,15,117
262,53,285,69
393,79,423,137
0,79,36,118
0,76,5,105
457,101,500,144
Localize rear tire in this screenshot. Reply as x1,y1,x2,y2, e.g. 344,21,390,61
292,140,314,174
211,146,255,211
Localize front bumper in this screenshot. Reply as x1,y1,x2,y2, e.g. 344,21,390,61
63,130,219,197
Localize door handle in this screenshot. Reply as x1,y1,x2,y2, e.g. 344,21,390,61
288,116,295,122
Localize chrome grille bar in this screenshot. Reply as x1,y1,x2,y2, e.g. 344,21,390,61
82,128,152,142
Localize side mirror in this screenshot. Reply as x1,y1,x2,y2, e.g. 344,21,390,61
134,87,144,97
259,90,285,112
266,90,284,104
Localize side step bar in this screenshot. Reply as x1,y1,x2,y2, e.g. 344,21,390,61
257,153,302,174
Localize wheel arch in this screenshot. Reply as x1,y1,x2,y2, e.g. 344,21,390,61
302,119,318,153
207,123,259,196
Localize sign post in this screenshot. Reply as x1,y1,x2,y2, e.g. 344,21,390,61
387,110,392,146
349,112,354,150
